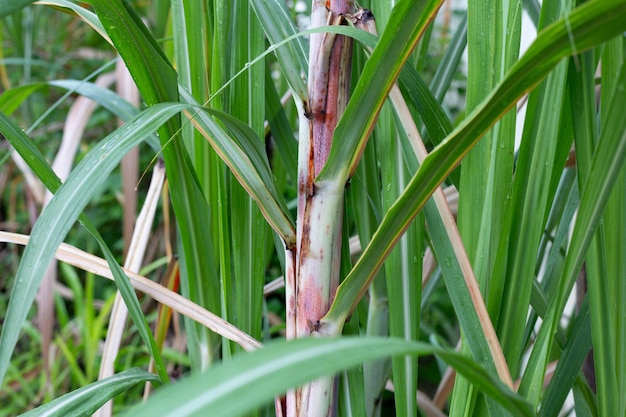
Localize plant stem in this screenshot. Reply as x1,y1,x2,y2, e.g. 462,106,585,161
287,1,353,415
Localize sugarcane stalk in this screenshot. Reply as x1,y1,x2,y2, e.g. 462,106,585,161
285,1,354,416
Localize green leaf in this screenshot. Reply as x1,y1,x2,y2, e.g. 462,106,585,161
123,337,533,417
85,221,170,383
47,80,142,123
0,80,159,150
207,108,290,213
429,12,467,103
398,65,454,171
595,37,626,417
223,0,269,357
91,0,177,104
249,0,309,100
265,67,298,179
0,83,45,115
19,368,158,417
36,0,109,41
539,298,592,417
179,89,296,246
318,0,444,183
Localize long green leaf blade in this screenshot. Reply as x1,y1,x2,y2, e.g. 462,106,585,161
122,337,532,417
180,90,296,245
539,298,592,417
596,36,626,417
225,0,268,360
495,6,570,406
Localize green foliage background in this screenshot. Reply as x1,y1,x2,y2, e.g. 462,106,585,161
0,0,625,416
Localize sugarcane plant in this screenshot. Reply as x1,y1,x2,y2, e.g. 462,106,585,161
1,0,626,416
